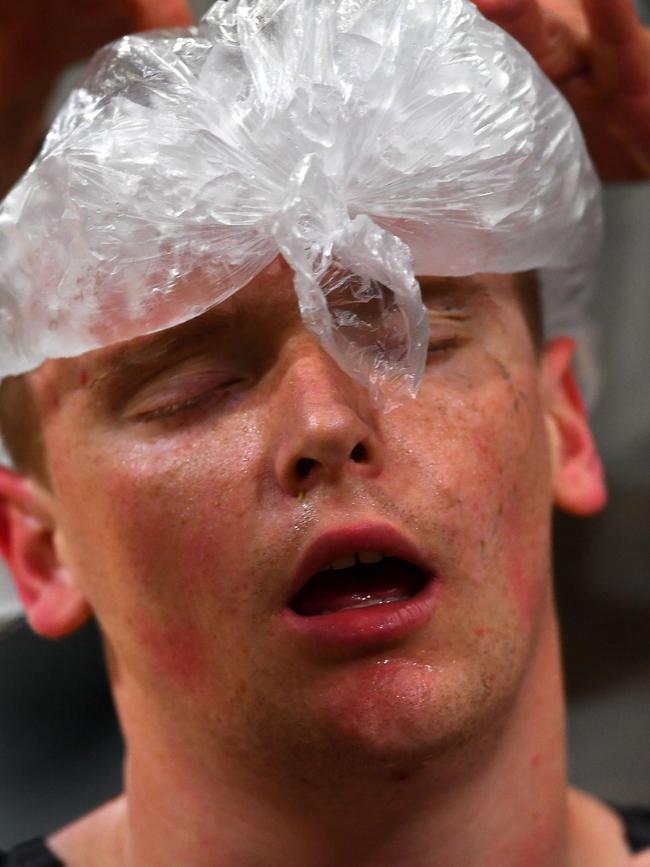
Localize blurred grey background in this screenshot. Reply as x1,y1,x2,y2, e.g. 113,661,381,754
0,0,649,849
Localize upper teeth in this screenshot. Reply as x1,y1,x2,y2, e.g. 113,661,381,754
320,551,385,572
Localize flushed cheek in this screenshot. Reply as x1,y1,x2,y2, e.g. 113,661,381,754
96,438,257,581
104,485,251,625
51,434,263,681
131,618,211,697
84,472,256,697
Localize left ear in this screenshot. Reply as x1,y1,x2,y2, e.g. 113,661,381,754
541,337,607,516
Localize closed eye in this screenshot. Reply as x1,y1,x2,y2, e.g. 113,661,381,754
427,337,459,353
426,336,462,362
125,370,244,422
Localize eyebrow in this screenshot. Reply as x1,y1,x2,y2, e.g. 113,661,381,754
87,274,484,387
89,307,236,387
416,275,485,308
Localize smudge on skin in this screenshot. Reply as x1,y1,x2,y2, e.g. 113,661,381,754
513,388,529,415
493,357,512,383
486,355,530,430
489,503,503,539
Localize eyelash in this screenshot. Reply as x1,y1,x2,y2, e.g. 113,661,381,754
427,337,460,357
138,380,240,423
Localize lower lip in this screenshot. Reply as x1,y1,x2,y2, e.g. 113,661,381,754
281,576,438,652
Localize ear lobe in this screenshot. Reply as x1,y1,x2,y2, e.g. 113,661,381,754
0,467,91,638
542,338,607,517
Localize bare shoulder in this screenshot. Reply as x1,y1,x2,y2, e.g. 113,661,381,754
47,795,127,867
567,788,638,866
630,848,650,866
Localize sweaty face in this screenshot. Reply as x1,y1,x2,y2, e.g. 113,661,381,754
35,264,557,788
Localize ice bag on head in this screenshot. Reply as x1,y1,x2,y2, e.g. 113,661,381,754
0,0,601,404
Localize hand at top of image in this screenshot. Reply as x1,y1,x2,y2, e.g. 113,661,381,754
0,0,192,195
476,0,650,180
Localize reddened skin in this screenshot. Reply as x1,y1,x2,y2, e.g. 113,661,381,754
0,468,91,637
541,337,607,517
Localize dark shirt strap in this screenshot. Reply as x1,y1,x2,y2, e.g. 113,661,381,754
0,839,63,867
616,806,650,854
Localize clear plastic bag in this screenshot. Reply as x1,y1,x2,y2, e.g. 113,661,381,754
0,0,602,405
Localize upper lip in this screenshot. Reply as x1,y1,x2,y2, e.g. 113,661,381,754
286,521,433,604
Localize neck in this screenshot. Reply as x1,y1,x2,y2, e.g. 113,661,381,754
103,605,570,867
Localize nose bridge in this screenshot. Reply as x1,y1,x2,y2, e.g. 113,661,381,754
286,334,362,407
271,335,383,495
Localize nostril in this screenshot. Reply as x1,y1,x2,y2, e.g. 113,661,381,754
292,442,369,484
296,457,316,479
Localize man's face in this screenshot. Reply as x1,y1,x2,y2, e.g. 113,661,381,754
30,264,580,785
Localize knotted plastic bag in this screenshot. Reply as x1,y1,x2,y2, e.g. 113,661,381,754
0,0,602,405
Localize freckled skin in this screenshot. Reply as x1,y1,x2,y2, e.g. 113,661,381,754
39,272,551,773
26,268,616,866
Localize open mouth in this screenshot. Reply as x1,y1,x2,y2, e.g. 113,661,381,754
289,553,429,617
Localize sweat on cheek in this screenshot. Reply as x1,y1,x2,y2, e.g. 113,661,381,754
31,259,564,808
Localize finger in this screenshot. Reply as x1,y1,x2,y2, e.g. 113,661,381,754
473,0,548,60
564,74,650,178
127,0,193,30
475,0,587,83
580,0,650,92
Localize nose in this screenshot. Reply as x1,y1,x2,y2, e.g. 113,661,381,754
271,339,384,497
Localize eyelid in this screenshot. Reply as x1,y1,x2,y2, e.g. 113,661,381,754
124,367,239,421
425,304,471,321
427,316,466,337
428,336,459,350
425,317,469,358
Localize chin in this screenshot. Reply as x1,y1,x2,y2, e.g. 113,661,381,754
283,656,505,781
